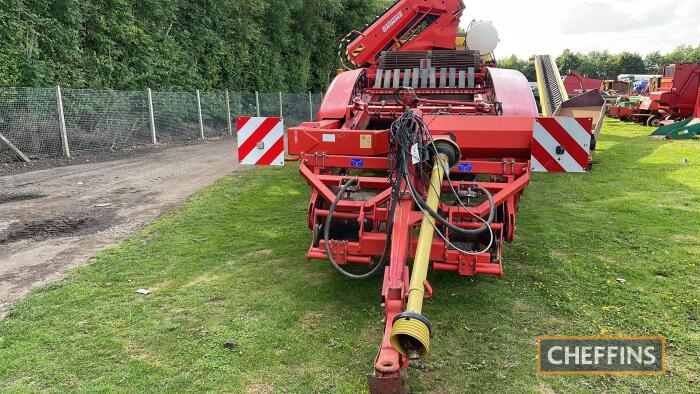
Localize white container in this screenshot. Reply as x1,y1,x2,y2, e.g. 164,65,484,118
465,20,499,55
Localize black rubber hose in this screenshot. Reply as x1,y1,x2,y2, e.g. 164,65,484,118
324,179,391,280
403,156,495,235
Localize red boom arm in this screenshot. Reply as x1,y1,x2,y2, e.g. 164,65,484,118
346,0,465,67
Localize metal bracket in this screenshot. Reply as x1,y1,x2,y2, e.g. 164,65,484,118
367,370,410,394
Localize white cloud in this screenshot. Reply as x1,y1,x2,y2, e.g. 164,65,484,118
460,0,700,59
560,1,669,34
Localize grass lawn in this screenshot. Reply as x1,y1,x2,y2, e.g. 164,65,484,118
0,119,698,393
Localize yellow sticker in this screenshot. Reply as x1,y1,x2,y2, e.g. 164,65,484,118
360,134,372,149
352,45,365,57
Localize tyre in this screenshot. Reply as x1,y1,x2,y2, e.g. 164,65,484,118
646,116,661,128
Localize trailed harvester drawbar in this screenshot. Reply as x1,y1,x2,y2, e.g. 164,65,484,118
282,1,596,392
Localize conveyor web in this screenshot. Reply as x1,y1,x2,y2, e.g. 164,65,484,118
534,55,569,116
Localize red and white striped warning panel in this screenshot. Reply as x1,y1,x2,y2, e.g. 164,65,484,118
236,117,285,166
531,117,592,173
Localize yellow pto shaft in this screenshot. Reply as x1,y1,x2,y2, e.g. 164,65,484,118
390,153,449,360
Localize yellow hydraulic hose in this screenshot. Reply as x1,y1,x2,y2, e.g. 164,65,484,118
389,153,449,360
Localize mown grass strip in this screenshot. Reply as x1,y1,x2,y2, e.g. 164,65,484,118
0,120,698,392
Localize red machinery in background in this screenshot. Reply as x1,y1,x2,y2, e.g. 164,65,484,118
646,63,700,124
563,70,604,96
282,0,595,392
649,71,700,139
609,63,700,127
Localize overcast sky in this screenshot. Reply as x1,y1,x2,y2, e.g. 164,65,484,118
459,0,700,59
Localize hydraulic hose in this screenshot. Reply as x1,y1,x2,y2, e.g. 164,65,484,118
324,179,391,280
402,156,495,235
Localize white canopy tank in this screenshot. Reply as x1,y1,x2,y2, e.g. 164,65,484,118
465,20,499,55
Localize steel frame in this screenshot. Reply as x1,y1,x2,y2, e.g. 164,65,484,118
290,116,533,381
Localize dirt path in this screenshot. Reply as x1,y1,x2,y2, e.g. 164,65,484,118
0,139,241,318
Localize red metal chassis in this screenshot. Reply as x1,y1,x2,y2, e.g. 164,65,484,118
288,115,544,381
291,13,590,381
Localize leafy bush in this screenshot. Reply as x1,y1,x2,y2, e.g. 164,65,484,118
0,0,392,91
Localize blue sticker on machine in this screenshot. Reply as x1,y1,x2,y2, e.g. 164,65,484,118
351,159,365,168
458,162,473,172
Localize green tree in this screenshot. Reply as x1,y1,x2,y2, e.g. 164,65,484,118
664,44,700,64
0,0,392,91
556,49,582,75
644,51,666,74
499,55,536,81
615,52,646,76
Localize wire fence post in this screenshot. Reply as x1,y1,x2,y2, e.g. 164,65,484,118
225,89,232,136
147,88,157,144
0,132,30,162
308,91,314,121
0,88,327,165
196,89,204,139
55,85,71,159
279,91,283,119
255,91,261,117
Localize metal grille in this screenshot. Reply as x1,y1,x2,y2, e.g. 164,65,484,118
152,91,200,142
311,93,324,120
199,91,229,138
378,50,481,70
62,89,150,153
229,93,258,134
0,88,62,162
282,93,310,129
0,88,321,166
259,93,282,118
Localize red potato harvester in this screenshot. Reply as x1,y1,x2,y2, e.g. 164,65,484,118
282,0,596,392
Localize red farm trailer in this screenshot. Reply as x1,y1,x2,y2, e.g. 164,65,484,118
563,71,604,96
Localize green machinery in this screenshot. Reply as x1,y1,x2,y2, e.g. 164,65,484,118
651,118,700,140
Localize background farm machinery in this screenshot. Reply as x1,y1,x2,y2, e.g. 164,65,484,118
607,63,700,139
